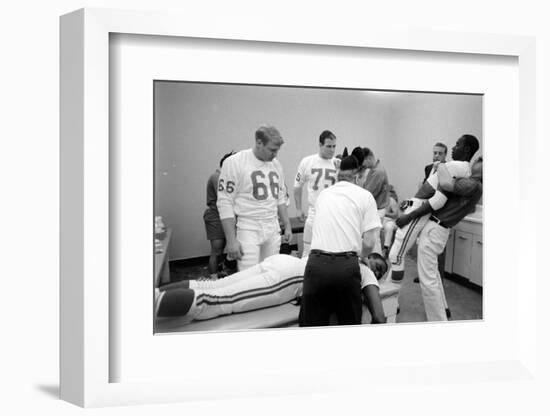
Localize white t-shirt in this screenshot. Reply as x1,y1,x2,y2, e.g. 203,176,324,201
217,149,287,221
311,181,381,254
359,263,379,289
293,154,338,217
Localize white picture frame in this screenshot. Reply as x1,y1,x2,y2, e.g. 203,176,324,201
60,7,537,407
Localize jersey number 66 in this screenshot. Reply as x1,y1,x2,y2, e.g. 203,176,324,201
251,170,279,200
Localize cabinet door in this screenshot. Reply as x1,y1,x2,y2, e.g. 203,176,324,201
453,230,472,279
470,234,483,286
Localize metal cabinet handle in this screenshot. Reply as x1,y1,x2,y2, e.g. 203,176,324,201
458,236,468,240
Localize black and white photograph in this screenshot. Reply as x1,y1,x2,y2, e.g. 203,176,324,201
6,0,544,413
153,81,483,333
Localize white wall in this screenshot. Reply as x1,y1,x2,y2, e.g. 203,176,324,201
387,93,483,201
155,84,481,260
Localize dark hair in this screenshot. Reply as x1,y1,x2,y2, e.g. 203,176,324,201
351,146,365,166
367,252,388,280
461,134,480,159
434,142,448,154
319,130,336,144
255,125,283,145
219,151,235,168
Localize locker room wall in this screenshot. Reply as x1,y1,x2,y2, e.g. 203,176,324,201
386,93,483,202
154,82,482,260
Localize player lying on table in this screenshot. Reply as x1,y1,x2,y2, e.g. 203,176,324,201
155,253,388,324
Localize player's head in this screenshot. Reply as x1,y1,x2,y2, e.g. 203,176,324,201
366,253,389,280
219,150,235,168
432,142,447,163
337,155,360,183
362,147,376,168
387,184,398,202
255,125,284,161
452,134,479,162
318,130,337,159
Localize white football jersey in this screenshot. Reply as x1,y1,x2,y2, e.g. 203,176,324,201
294,154,338,217
217,149,287,221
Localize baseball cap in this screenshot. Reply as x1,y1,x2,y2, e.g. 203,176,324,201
339,155,359,171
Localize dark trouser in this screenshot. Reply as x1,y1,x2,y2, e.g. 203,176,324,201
299,252,362,327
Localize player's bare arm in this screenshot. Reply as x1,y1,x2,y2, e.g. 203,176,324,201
293,186,306,222
362,285,386,324
396,201,432,228
361,228,379,257
220,217,243,260
278,203,293,243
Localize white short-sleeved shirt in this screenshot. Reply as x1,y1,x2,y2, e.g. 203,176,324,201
359,263,379,289
293,154,338,217
311,181,381,254
217,149,286,221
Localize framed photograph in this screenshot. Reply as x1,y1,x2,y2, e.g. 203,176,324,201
60,8,536,407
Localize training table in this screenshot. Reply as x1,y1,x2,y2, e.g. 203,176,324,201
155,279,400,333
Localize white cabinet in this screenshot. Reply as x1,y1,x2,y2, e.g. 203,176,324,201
445,219,483,287
470,234,483,286
453,230,472,278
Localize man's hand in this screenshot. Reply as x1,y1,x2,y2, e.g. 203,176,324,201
225,240,243,261
282,226,293,244
396,214,412,228
296,209,306,222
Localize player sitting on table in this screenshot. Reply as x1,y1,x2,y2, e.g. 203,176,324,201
387,134,479,283
155,253,388,324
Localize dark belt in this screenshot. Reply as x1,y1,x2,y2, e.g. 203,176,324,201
429,215,449,229
310,249,357,258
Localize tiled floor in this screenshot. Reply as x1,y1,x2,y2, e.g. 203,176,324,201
168,253,483,323
395,256,482,323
